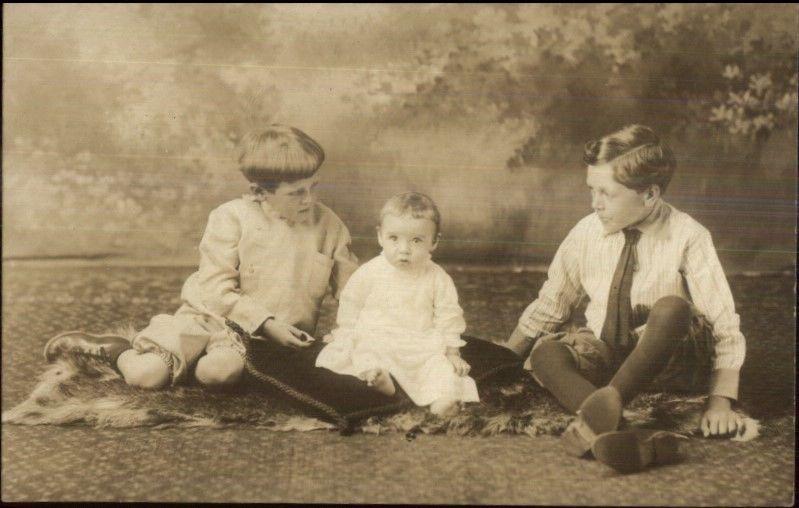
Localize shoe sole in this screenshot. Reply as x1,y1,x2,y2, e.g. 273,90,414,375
592,430,682,474
562,387,624,458
562,422,594,457
43,330,128,363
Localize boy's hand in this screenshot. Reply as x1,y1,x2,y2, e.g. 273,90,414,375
446,352,471,377
700,395,745,437
258,319,315,349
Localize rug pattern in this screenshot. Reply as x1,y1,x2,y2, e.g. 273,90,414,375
2,265,794,504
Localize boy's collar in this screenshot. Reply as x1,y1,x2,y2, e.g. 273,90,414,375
602,199,671,238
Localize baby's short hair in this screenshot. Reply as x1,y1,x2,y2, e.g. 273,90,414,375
380,192,442,236
583,125,677,193
239,125,325,191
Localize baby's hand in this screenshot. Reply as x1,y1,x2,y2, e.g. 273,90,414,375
258,319,315,349
446,353,471,377
700,395,745,438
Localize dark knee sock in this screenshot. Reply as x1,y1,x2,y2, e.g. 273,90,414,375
610,297,691,404
530,341,597,413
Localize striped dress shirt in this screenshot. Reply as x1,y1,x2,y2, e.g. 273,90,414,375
514,200,746,399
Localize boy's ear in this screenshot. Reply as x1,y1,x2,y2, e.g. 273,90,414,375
644,185,661,204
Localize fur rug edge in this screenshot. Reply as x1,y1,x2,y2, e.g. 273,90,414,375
2,352,761,441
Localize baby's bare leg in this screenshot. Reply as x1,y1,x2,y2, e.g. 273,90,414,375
117,350,171,389
361,368,396,396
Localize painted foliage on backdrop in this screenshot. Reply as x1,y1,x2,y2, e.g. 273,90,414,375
3,4,796,269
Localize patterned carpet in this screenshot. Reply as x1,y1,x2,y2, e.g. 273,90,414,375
2,263,795,504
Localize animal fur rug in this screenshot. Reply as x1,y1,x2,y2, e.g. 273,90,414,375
3,352,760,441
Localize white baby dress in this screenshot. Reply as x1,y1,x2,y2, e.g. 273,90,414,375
315,253,479,406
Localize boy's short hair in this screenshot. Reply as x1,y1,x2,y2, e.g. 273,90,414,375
239,125,325,191
583,124,677,194
380,192,442,236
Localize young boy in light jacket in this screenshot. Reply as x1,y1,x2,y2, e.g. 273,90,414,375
45,125,359,389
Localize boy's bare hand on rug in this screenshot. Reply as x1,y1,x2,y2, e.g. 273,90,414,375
446,349,471,377
701,395,745,437
258,319,315,349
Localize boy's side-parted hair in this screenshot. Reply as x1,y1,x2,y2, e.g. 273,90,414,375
239,124,325,191
583,124,677,194
380,192,442,236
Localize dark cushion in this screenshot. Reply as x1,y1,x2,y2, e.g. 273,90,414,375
232,321,523,433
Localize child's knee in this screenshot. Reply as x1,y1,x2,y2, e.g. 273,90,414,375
195,349,244,387
649,296,691,328
530,340,569,373
118,351,171,389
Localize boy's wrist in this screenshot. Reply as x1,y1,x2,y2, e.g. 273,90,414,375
709,368,740,401
707,395,732,410
506,324,541,358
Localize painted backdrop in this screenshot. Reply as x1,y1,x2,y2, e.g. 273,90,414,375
4,4,797,272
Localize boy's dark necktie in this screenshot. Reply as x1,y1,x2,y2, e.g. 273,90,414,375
601,227,641,364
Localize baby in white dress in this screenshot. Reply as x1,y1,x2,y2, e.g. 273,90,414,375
315,192,479,416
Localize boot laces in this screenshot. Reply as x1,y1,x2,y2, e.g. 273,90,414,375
69,345,112,364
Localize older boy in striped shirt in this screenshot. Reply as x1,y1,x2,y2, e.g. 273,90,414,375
506,125,747,473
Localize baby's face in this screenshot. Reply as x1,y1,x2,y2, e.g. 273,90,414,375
377,213,438,270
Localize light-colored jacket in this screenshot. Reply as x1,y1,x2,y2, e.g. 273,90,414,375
180,195,359,335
